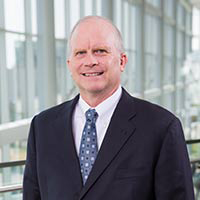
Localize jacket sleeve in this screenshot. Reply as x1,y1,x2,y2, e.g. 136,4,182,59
154,117,195,200
23,116,41,200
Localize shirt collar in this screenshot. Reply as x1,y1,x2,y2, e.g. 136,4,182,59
78,86,122,117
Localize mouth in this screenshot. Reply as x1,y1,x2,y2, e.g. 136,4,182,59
82,72,104,77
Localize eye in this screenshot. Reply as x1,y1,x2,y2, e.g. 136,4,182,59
75,51,86,56
94,49,107,54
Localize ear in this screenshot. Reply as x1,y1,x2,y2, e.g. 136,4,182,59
67,59,71,70
120,53,128,72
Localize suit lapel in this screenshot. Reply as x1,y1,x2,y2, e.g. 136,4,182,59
52,95,83,189
79,89,137,200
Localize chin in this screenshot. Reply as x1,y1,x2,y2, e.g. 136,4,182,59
82,86,106,94
88,87,104,94
80,82,104,91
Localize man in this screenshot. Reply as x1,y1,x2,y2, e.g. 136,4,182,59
23,16,194,200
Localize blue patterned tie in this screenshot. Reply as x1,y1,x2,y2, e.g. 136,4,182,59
79,109,98,185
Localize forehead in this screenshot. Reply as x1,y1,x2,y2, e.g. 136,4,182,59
70,19,117,49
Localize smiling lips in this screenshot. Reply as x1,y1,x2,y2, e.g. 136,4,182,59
82,72,104,77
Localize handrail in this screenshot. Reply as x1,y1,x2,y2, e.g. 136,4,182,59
0,139,199,194
0,184,22,193
190,158,200,164
186,139,200,144
186,139,200,164
0,160,25,193
0,118,30,146
0,160,25,168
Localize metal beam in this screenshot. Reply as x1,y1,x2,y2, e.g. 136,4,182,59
0,160,25,168
0,184,22,193
37,0,57,110
0,0,9,123
0,118,30,146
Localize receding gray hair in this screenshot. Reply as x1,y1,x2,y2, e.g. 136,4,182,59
67,16,124,57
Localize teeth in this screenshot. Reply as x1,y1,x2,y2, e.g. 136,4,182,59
83,72,103,77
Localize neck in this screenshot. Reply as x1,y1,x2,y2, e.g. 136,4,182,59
80,87,119,107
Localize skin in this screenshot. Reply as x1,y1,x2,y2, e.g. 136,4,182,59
67,18,128,107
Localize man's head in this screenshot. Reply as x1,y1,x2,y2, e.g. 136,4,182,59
67,16,124,55
67,16,128,105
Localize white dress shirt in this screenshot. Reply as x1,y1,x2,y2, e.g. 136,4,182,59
72,86,122,155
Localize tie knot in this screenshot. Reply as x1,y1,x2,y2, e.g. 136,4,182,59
85,109,98,123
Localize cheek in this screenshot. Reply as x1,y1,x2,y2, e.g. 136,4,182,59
107,59,121,74
69,62,81,74
102,57,120,70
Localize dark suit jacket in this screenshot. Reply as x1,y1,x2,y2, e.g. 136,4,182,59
23,89,194,200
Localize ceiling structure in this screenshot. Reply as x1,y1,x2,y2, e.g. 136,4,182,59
191,0,200,9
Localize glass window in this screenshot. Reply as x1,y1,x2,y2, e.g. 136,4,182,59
176,88,184,114
145,14,161,90
163,24,174,85
96,0,102,16
0,141,27,163
164,0,175,18
70,0,80,30
177,4,185,27
84,0,93,15
164,56,174,85
31,0,38,34
176,31,185,82
55,39,68,103
130,6,137,51
186,12,191,32
123,1,130,50
6,33,26,121
177,31,184,58
32,36,39,113
193,8,200,35
0,187,22,199
114,0,122,31
0,0,39,124
0,139,26,199
126,51,136,93
54,0,65,39
185,35,191,54
0,0,4,29
163,92,174,112
146,0,161,8
4,0,25,32
192,37,200,51
192,7,200,51
120,2,137,94
146,96,161,105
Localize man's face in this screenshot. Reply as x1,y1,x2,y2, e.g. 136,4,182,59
67,19,127,98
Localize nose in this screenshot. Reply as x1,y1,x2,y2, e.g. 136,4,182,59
84,53,98,67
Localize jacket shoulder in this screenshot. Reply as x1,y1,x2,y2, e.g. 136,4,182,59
34,96,78,122
133,96,181,130
134,96,175,118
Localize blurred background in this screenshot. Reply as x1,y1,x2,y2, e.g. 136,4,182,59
0,0,200,199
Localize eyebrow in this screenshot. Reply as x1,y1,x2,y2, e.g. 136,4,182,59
93,46,111,51
73,46,112,54
74,48,86,52
73,49,87,54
